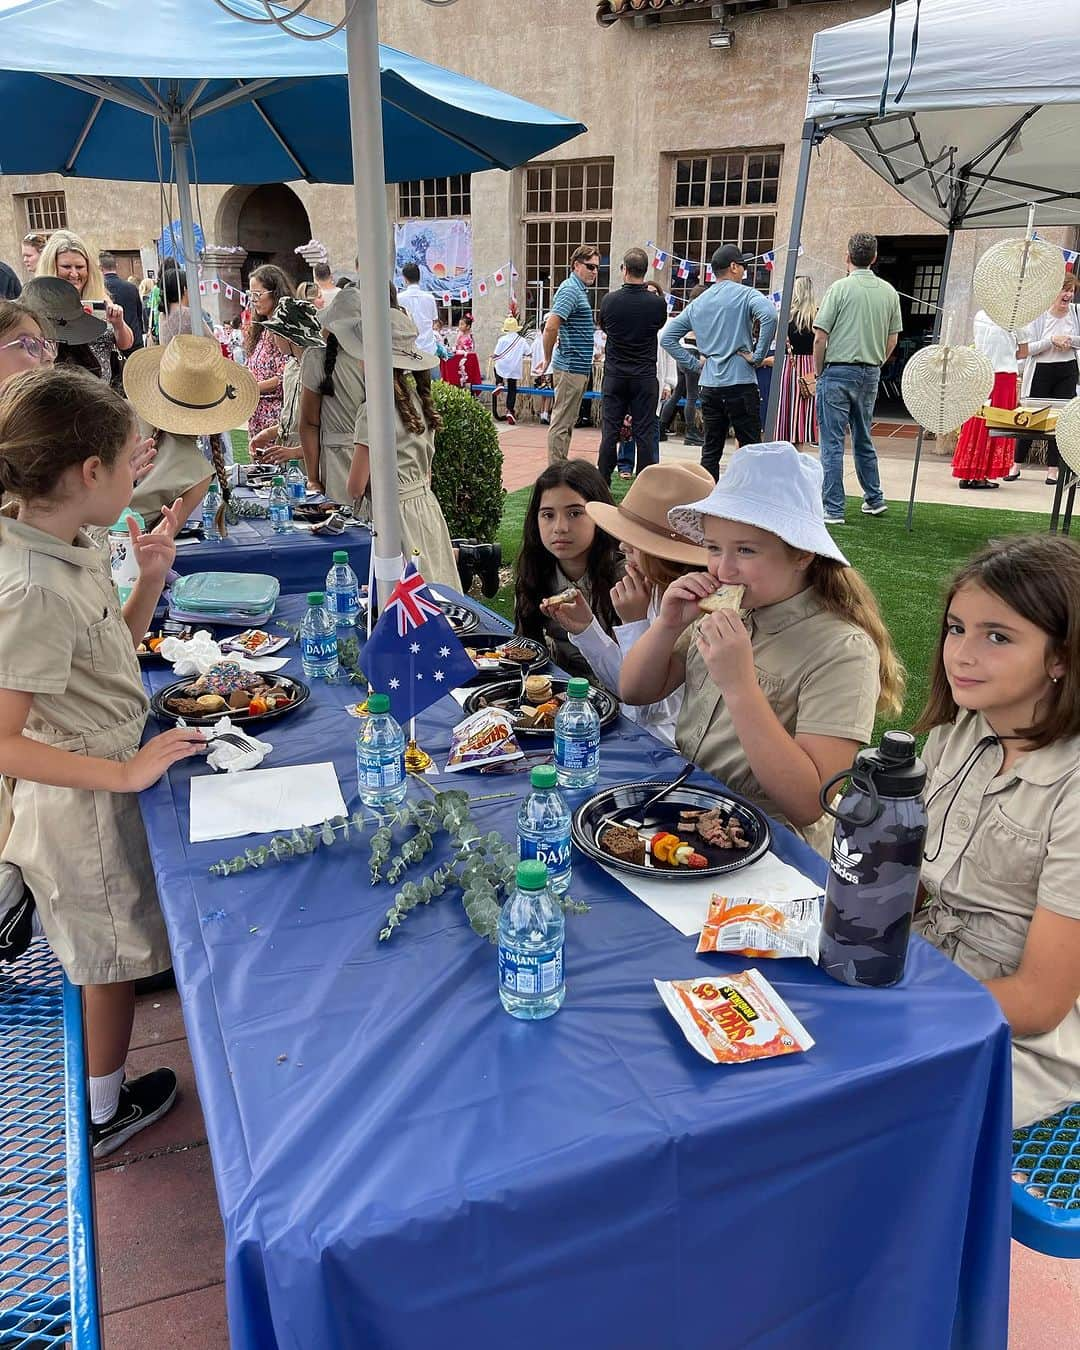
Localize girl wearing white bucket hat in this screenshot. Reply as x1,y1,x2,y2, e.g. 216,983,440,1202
621,441,903,851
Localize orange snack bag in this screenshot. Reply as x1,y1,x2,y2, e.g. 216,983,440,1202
654,969,814,1064
696,894,821,962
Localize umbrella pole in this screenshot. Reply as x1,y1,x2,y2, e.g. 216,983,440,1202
905,226,956,532
765,119,815,439
346,0,404,606
169,118,206,338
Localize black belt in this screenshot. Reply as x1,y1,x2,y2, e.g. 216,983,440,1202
824,361,878,369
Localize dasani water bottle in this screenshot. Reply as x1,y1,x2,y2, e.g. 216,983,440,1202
356,693,407,807
201,480,222,540
498,860,565,1019
517,765,572,894
285,459,306,506
268,475,291,534
299,591,339,681
554,677,600,789
325,550,360,629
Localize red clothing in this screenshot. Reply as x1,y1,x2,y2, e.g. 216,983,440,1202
440,351,482,391
246,329,289,437
951,371,1017,481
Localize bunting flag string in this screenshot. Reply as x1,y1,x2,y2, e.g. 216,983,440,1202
1033,232,1079,268
645,240,803,281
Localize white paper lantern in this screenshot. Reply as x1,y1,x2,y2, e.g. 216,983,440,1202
1053,397,1080,477
973,236,1066,331
902,339,993,437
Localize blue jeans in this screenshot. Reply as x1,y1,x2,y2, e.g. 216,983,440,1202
816,364,885,519
617,436,635,474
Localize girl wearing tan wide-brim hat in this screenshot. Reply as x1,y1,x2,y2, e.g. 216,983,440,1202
344,306,459,591
551,461,713,747
124,334,258,529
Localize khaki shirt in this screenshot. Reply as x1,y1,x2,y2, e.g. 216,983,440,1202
915,711,1080,1125
300,343,367,443
130,429,211,528
675,588,879,839
814,269,903,366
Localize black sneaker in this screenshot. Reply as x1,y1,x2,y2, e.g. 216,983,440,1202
473,542,503,598
0,883,35,964
91,1068,177,1159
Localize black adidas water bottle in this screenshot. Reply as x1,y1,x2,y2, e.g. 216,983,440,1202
818,731,928,988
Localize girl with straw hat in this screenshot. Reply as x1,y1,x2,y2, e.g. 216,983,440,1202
123,334,258,530
490,315,527,424
621,441,903,853
249,297,325,466
547,462,713,745
345,307,459,591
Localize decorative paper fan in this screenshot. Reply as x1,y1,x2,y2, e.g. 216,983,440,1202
973,236,1065,331
901,334,993,437
1054,397,1080,476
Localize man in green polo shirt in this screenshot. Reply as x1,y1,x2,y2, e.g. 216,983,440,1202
813,232,902,525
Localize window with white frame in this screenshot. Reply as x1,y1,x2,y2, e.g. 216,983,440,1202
20,191,68,233
397,175,471,219
668,150,780,299
522,160,613,315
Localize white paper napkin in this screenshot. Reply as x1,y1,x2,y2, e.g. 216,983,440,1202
601,851,823,937
189,761,347,843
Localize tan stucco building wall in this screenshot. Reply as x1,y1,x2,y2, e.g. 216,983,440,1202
4,0,1073,354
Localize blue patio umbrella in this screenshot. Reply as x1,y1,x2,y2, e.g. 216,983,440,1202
0,0,585,603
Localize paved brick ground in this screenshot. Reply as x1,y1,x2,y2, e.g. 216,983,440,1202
95,415,1072,1346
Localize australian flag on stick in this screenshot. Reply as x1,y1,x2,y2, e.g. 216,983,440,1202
359,561,477,721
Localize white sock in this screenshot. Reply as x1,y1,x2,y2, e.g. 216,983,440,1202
89,1067,125,1125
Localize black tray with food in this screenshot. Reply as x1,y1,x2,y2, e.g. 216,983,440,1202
137,625,193,662
437,598,480,637
461,634,548,682
291,501,344,524
462,675,619,736
572,780,770,879
151,664,310,727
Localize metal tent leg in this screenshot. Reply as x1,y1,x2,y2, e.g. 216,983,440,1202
169,119,205,338
346,0,404,604
905,227,956,531
765,119,815,440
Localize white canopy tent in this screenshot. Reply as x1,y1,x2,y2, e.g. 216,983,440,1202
764,0,1080,525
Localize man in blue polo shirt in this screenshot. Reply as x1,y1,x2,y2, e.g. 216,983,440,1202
662,243,777,479
533,243,600,463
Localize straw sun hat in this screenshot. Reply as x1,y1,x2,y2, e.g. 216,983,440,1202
501,316,521,333
323,287,439,370
901,335,993,437
667,441,850,566
973,235,1066,331
586,463,712,566
123,334,258,435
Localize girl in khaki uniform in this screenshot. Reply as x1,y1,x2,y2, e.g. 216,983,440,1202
345,307,460,591
914,535,1080,1126
621,441,902,852
0,367,207,1157
247,297,325,466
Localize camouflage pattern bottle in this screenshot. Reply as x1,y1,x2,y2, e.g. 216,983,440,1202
818,731,928,988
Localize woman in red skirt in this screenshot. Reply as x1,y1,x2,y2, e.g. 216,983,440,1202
952,310,1017,490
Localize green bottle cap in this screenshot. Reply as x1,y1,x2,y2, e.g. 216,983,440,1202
307,591,325,605
516,859,548,890
272,474,285,486
332,550,349,563
566,677,590,699
367,693,390,714
531,765,557,789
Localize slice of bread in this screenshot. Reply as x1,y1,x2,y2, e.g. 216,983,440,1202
698,584,746,615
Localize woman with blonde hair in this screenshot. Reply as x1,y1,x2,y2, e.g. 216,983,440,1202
776,275,818,446
36,230,133,385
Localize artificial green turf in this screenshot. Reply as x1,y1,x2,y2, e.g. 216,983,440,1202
230,428,251,464
488,487,1053,739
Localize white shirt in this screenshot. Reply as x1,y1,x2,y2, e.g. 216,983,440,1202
972,310,1018,374
398,284,439,354
315,284,340,311
530,329,546,371
492,331,528,380
1020,307,1080,400
569,593,685,746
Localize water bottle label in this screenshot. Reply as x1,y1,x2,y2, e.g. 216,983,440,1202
828,833,864,886
270,504,290,526
554,733,599,772
499,946,563,996
301,634,338,664
358,749,405,789
329,590,360,621
288,483,305,501
520,832,571,874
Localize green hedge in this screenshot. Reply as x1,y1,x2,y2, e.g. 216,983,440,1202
431,382,505,543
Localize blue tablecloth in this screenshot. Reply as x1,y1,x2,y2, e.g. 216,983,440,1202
138,593,1011,1350
171,517,372,595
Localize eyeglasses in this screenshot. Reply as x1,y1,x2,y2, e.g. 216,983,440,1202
1,335,57,362
249,289,269,300
579,262,599,273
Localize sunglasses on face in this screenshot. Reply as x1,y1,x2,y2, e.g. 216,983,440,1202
580,262,599,273
1,335,56,362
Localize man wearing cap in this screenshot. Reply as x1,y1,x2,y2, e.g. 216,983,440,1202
661,244,777,479
595,247,668,483
533,244,601,463
812,232,902,524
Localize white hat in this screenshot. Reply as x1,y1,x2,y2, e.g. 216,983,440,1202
667,442,850,566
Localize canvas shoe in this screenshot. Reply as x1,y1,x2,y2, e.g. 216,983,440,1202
824,516,847,526
91,1068,178,1159
861,502,888,516
505,412,516,426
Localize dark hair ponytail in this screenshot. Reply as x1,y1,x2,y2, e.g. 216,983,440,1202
319,331,340,399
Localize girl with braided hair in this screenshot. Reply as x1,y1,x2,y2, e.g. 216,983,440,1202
344,307,458,590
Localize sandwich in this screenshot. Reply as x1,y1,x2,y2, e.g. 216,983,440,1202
698,583,746,616
543,586,578,611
